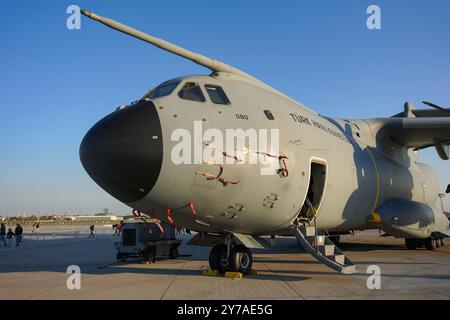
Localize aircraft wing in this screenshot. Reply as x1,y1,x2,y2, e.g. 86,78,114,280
381,117,450,148
372,116,450,159
392,108,450,118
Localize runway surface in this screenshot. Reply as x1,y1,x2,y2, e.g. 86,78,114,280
0,230,449,299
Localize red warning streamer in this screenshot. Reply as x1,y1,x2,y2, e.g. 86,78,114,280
188,201,197,215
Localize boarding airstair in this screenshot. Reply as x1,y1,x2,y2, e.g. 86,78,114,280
292,200,357,274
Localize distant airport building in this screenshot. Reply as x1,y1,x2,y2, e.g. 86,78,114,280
65,213,123,222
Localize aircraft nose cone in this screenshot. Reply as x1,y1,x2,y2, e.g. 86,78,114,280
80,101,163,203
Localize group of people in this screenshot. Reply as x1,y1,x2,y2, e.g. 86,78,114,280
31,223,40,233
88,222,124,239
0,223,24,247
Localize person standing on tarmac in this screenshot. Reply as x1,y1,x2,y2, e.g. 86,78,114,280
113,223,122,237
6,228,14,248
0,223,6,247
116,223,122,236
15,224,23,247
89,224,95,239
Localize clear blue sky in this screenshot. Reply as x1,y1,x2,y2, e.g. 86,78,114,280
1,0,449,216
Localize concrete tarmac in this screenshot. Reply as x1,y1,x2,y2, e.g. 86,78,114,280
0,230,449,299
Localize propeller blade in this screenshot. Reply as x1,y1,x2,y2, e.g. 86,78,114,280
422,101,450,115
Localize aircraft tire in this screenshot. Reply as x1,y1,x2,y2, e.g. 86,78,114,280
169,247,179,259
116,252,127,261
209,244,230,273
435,239,441,248
405,238,417,250
441,239,445,247
230,245,253,275
424,238,436,250
329,235,340,245
142,248,156,263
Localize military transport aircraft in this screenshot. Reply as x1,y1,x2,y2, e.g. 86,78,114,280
79,10,450,274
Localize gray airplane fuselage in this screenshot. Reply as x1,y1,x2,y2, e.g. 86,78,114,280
81,73,448,238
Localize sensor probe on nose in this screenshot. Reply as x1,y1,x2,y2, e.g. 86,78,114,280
79,9,292,102
80,9,246,77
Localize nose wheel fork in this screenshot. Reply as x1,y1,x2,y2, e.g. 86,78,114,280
208,241,253,275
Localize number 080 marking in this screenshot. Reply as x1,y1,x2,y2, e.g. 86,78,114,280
235,114,248,120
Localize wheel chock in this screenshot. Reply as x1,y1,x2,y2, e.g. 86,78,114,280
249,269,258,275
202,269,219,276
224,271,243,279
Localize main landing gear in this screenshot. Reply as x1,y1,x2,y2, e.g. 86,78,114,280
208,240,253,274
405,236,445,250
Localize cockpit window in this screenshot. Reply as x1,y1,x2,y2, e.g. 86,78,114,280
178,82,206,102
205,85,230,105
144,81,180,99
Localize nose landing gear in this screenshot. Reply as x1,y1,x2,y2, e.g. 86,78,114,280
230,245,253,274
208,243,253,275
208,244,230,273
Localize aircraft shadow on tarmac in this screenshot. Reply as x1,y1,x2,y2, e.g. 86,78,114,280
97,263,314,282
0,235,410,254
100,254,450,279
94,255,450,282
255,237,406,254
2,236,449,282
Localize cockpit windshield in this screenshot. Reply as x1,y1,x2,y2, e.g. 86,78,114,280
142,80,180,100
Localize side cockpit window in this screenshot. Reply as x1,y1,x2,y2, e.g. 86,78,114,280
145,81,180,99
178,82,206,102
205,85,230,105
